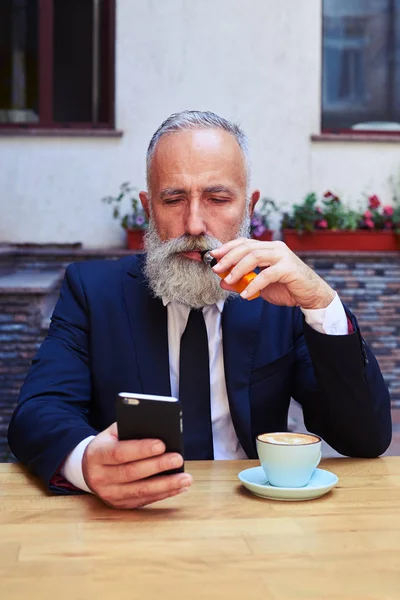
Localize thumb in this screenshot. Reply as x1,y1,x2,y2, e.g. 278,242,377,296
107,422,119,439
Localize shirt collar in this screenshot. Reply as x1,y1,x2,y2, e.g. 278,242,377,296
162,296,225,313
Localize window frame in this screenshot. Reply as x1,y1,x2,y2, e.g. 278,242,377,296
321,0,400,137
0,0,116,132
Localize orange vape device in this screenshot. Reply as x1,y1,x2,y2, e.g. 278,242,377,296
201,250,260,300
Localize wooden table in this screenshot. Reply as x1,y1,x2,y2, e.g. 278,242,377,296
1,458,400,600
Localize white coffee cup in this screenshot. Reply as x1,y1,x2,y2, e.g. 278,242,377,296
256,432,322,488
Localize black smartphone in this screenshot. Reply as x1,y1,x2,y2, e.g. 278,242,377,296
115,392,184,474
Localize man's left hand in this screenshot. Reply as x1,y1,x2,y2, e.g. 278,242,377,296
211,238,335,309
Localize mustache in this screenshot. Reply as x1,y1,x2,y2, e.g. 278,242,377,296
158,234,222,256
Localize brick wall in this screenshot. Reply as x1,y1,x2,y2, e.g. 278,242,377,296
0,292,50,460
0,245,399,461
303,253,400,409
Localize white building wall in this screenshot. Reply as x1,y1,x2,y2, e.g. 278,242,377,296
0,0,399,247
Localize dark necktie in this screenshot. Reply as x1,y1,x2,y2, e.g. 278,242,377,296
179,308,214,460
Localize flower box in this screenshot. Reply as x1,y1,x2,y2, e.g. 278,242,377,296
251,229,274,242
283,229,400,252
127,228,145,250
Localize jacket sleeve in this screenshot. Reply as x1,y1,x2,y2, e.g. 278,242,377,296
7,263,98,493
291,308,392,458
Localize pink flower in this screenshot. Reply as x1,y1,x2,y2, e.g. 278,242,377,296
318,219,328,229
135,215,145,226
316,207,322,214
368,195,380,210
384,220,393,229
254,225,266,237
383,205,394,217
364,210,373,219
365,218,374,229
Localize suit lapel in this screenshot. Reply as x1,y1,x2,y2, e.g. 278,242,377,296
122,257,171,397
222,296,264,458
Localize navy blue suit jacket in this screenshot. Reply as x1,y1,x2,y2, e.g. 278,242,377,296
8,256,392,492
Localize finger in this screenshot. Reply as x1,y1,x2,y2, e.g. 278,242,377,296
212,240,287,276
215,245,281,286
212,242,259,275
107,486,190,510
211,237,258,260
102,471,193,505
218,250,270,284
104,452,184,484
107,422,119,439
96,436,167,466
239,264,283,299
211,237,283,262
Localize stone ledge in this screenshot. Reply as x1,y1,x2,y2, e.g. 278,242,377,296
0,128,124,137
311,133,400,143
0,271,63,295
0,243,137,257
296,251,400,258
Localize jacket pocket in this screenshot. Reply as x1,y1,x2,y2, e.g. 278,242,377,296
250,347,294,384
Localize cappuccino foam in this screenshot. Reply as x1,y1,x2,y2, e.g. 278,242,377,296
258,433,320,445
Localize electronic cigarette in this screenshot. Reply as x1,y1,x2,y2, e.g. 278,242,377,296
201,250,260,300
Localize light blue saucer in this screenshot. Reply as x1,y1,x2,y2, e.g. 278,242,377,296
238,466,338,501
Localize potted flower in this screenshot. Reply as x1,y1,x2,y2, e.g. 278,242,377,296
250,197,277,241
282,191,400,251
102,182,148,249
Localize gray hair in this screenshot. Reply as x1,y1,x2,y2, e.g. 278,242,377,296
146,110,251,191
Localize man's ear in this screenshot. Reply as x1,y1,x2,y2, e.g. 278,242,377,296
249,190,260,217
139,191,150,219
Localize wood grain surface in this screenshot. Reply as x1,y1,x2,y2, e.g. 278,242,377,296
1,458,400,600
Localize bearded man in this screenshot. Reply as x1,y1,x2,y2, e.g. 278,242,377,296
8,111,391,509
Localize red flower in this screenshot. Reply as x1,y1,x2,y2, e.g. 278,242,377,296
323,191,339,202
383,205,394,217
368,195,380,210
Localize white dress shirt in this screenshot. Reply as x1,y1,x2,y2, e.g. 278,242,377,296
61,292,348,493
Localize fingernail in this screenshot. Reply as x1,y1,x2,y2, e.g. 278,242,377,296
224,274,232,283
170,455,183,468
180,474,192,486
241,290,248,299
179,487,190,494
152,441,165,454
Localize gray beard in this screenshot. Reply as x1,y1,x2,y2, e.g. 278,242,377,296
143,213,251,309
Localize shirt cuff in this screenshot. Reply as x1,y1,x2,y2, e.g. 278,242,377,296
60,435,96,493
301,292,349,335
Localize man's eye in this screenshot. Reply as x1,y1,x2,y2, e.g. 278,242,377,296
165,198,183,205
210,197,229,204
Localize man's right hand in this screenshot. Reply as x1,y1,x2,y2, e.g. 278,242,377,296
82,423,192,509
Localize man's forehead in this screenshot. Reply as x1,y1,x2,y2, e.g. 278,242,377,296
149,128,247,183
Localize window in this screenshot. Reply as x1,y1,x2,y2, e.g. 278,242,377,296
0,0,115,129
322,0,400,133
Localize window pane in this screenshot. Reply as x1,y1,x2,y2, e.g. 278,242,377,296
53,0,110,124
0,0,39,124
322,0,400,131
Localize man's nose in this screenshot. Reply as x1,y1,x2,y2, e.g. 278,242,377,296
185,205,207,236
